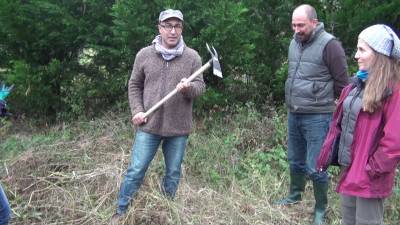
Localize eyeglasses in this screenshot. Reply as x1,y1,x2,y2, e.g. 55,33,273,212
159,23,183,32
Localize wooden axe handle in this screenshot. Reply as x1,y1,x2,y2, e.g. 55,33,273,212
143,60,212,118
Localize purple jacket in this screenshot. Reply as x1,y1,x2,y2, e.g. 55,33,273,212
317,83,400,198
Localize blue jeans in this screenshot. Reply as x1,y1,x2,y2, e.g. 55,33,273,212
287,112,332,183
117,130,188,214
0,184,10,225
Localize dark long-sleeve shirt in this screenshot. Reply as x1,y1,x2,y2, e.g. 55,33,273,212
323,39,350,97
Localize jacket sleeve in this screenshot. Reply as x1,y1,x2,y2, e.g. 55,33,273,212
181,51,205,99
128,50,146,116
323,40,349,98
366,88,400,177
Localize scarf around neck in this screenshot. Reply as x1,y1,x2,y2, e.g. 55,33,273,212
356,70,368,81
152,35,185,61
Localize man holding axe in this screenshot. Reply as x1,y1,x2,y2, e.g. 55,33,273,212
110,9,222,224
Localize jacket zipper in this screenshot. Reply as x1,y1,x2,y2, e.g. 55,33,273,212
159,60,169,131
339,86,362,164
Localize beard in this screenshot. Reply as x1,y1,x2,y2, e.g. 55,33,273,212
295,32,312,43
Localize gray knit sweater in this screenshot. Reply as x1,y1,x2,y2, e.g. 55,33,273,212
128,45,205,136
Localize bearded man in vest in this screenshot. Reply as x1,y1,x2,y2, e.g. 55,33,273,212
274,4,349,225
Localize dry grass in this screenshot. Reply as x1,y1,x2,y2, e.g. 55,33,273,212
2,144,310,225
4,109,396,225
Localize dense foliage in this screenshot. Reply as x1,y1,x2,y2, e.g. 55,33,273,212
0,0,398,119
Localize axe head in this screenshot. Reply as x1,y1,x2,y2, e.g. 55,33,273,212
206,43,223,78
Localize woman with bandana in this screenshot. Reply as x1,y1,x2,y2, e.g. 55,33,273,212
317,24,400,225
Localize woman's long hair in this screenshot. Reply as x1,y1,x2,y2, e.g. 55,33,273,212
363,53,400,113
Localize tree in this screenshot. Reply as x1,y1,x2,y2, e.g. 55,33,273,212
0,0,115,118
0,0,398,119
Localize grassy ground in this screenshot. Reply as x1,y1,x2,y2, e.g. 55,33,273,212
1,105,399,225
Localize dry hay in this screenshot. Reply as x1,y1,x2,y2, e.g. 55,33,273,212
2,134,125,225
1,113,318,225
3,144,309,225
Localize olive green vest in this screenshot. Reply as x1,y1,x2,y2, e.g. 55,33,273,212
285,23,335,113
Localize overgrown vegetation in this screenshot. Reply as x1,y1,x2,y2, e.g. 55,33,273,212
1,106,399,225
0,1,399,224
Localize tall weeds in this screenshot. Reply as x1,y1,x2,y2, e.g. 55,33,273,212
1,106,399,224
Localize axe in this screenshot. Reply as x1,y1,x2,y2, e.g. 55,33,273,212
142,43,222,118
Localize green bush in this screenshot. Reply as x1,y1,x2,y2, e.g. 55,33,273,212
1,0,399,119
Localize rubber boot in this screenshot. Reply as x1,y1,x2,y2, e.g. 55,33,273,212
312,181,328,225
274,171,306,205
